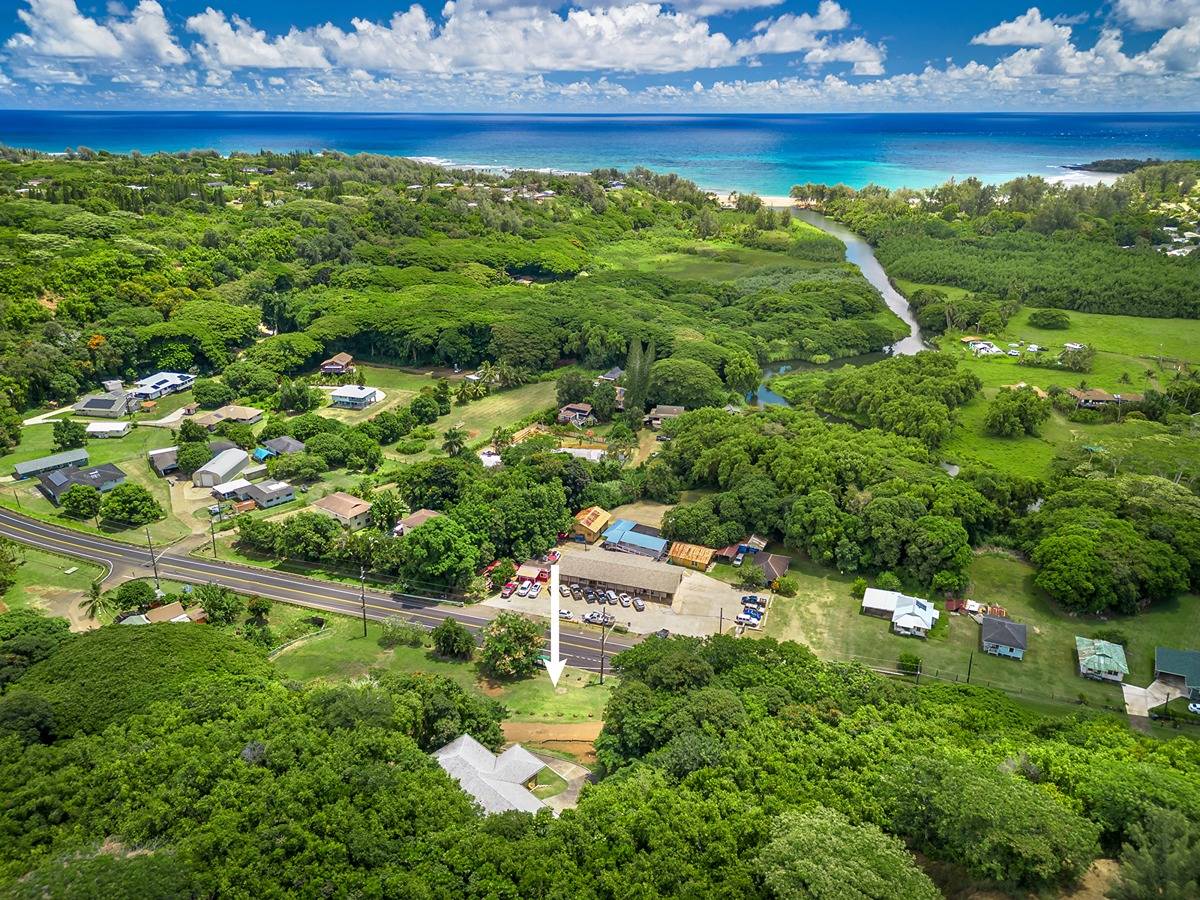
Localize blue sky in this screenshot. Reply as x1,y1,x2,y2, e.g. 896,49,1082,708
0,0,1197,110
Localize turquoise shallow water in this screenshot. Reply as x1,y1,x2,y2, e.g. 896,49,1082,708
3,110,1198,192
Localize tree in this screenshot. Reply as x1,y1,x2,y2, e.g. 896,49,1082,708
905,515,972,586
100,483,164,527
52,418,87,451
370,490,407,531
479,611,544,678
192,379,234,410
756,807,941,900
410,395,440,425
194,582,244,626
397,516,481,588
556,371,592,407
649,357,725,409
0,693,57,745
176,442,213,475
723,352,761,396
442,425,468,457
431,618,475,660
738,562,765,588
622,338,654,424
246,595,271,624
985,386,1051,437
278,379,322,412
1108,808,1200,900
850,576,868,598
588,380,618,421
1029,308,1071,329
176,418,208,444
82,581,108,620
113,579,156,609
61,484,101,523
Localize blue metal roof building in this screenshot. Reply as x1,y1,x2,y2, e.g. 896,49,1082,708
602,519,668,559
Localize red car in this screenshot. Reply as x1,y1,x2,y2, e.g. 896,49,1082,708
500,581,517,598
546,550,561,563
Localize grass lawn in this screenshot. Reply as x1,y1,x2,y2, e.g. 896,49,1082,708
896,280,1200,367
0,423,192,543
765,551,1200,718
531,767,569,799
597,234,817,281
273,609,612,724
317,364,434,424
442,381,557,443
1,546,103,618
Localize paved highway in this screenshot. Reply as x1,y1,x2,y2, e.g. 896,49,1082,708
0,508,638,673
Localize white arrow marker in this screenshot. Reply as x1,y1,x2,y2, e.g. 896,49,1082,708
546,563,567,687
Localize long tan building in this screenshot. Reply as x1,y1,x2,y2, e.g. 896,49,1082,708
558,550,683,603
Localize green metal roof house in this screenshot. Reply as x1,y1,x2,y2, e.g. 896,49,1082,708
1076,637,1129,683
1155,648,1200,701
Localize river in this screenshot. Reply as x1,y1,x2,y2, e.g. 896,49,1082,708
749,208,926,406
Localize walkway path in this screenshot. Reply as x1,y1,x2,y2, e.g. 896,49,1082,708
21,407,74,427
532,751,593,814
1121,678,1186,729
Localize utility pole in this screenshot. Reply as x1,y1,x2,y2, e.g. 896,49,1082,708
719,607,724,634
209,516,218,556
360,564,367,638
12,487,20,509
144,526,160,590
966,651,974,684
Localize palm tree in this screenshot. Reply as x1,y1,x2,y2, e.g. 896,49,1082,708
491,426,514,453
82,581,108,620
442,425,468,457
454,381,474,405
476,360,498,386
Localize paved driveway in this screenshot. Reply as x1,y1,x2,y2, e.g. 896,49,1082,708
1122,678,1187,718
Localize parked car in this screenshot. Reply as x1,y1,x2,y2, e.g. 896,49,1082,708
655,628,670,639
547,550,560,563
733,552,744,567
517,580,532,597
558,609,572,620
605,590,618,604
632,597,645,612
1189,702,1200,715
735,612,759,627
528,582,541,599
1007,349,1020,357
744,607,763,620
559,584,571,597
582,611,602,624
618,593,632,607
600,612,615,626
570,584,582,598
500,582,517,598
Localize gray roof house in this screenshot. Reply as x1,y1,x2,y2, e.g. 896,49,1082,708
148,446,179,477
981,615,1028,660
38,463,126,504
244,480,295,509
13,449,89,480
433,734,547,815
262,436,305,456
192,448,249,488
73,390,138,418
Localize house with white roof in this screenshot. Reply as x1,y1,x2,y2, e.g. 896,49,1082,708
85,421,132,438
330,385,380,409
130,372,195,400
433,734,547,815
861,587,940,638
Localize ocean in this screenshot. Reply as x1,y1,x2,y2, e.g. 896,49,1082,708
2,111,1198,193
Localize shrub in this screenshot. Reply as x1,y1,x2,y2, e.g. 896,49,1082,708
774,575,799,597
379,617,426,649
898,652,922,674
850,576,868,599
1028,308,1071,329
875,571,902,591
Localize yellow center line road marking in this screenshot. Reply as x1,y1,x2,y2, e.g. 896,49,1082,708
0,511,635,666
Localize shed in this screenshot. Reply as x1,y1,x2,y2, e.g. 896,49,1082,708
192,448,249,488
668,541,715,571
572,506,611,543
13,449,89,480
85,421,132,438
148,446,179,477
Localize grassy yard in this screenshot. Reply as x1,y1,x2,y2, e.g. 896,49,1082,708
273,609,612,724
0,546,102,619
317,364,435,424
597,234,820,281
765,551,1200,717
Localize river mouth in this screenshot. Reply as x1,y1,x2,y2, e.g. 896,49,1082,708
748,207,927,406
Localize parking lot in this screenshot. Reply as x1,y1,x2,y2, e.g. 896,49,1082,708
483,548,766,638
